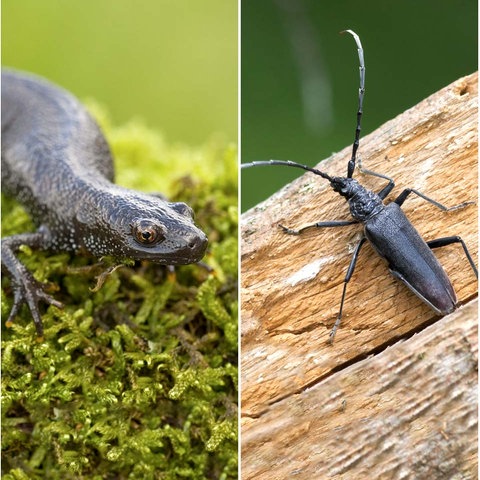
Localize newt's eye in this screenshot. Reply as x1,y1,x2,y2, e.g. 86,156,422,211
132,220,165,246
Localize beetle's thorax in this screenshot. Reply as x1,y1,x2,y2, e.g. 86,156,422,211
330,176,384,222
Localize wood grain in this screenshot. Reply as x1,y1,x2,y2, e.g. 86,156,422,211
241,73,478,478
241,300,477,480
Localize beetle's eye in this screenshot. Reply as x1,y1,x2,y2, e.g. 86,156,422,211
132,220,165,246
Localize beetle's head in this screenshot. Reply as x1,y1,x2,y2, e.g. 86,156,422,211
330,177,358,199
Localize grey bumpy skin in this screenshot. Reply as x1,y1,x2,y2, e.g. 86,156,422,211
1,69,208,335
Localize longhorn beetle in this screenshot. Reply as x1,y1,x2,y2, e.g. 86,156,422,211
242,30,478,343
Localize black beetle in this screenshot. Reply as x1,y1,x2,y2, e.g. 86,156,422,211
242,30,478,342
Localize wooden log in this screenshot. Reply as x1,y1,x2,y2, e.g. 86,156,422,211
241,299,478,479
241,72,478,478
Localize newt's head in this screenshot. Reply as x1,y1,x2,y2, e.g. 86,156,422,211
127,200,208,264
76,189,208,265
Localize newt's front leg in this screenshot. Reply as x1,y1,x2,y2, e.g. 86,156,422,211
1,231,63,336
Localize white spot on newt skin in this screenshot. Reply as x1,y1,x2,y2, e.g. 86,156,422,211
285,256,336,286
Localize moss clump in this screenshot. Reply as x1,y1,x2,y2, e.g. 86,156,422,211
1,104,238,479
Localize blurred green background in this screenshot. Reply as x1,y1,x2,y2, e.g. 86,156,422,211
2,0,237,146
242,0,477,211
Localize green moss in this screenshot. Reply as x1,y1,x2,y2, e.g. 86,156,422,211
1,104,238,479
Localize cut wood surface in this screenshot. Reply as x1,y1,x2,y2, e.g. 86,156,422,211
241,300,478,480
241,73,478,478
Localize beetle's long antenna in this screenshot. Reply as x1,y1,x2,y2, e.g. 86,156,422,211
242,160,332,182
341,29,365,178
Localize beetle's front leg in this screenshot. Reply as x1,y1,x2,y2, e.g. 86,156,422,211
278,219,358,236
357,156,395,199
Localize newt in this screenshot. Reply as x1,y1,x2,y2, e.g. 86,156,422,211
1,69,208,336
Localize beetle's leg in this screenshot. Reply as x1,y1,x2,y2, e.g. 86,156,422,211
394,188,475,211
279,219,358,235
427,236,478,278
357,156,395,199
329,236,367,343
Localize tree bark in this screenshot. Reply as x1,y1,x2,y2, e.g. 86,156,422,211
241,72,478,479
